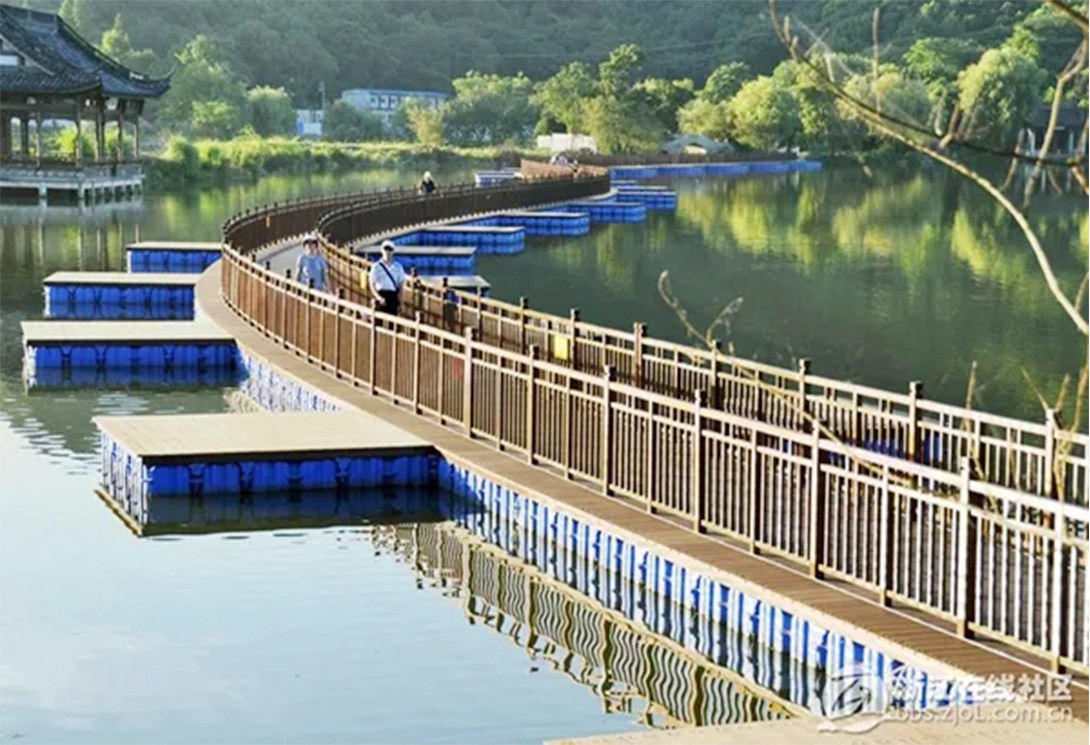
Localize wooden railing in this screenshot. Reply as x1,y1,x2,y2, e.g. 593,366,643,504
221,167,1089,673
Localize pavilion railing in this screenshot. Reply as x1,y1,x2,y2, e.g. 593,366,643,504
221,164,1089,673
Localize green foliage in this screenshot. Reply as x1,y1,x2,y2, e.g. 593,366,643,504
701,62,749,103
323,101,386,142
677,98,732,140
247,86,297,137
58,0,92,36
727,76,799,149
841,67,934,139
100,13,159,74
903,37,985,98
958,46,1046,142
599,43,644,99
444,72,537,145
159,36,249,137
584,96,663,154
532,62,596,134
635,78,695,133
404,99,446,147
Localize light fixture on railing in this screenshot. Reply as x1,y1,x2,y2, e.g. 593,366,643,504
106,98,119,111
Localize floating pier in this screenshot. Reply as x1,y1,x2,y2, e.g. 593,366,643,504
474,170,520,186
609,159,822,180
96,410,435,505
126,241,223,273
461,210,591,237
418,275,491,297
42,271,198,319
26,365,238,391
410,225,525,254
21,320,236,373
357,245,477,274
612,187,677,209
555,199,647,223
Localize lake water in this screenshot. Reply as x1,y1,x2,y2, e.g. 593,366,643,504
0,162,1084,742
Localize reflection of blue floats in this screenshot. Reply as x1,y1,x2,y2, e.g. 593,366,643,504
26,365,238,390
610,159,823,180
458,211,590,237
127,248,222,273
45,287,195,319
437,462,977,717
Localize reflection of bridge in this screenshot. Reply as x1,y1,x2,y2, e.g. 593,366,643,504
212,161,1087,691
379,518,798,728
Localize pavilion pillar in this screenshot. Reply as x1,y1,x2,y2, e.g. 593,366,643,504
94,105,104,162
115,107,124,163
74,98,83,166
20,115,29,157
133,115,140,159
34,110,43,166
0,114,10,158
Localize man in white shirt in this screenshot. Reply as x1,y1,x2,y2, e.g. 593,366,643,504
369,240,407,315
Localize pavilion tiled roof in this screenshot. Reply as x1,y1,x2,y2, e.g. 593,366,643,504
0,4,170,99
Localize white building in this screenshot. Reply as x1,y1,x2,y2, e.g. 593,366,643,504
340,88,448,127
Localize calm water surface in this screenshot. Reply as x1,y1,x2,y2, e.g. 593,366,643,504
1,163,1084,742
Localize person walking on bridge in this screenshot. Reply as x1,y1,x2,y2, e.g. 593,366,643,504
419,171,437,195
295,233,329,292
369,240,406,316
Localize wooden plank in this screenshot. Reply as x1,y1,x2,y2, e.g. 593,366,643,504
94,410,428,462
126,241,223,251
43,271,199,286
21,320,232,344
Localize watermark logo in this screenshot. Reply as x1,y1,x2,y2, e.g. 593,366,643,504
817,662,1074,734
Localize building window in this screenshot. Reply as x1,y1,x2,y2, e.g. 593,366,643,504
0,53,21,67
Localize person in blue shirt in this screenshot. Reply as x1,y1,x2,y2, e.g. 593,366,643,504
368,240,407,315
295,233,329,292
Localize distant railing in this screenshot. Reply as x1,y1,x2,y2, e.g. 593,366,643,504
221,163,1089,673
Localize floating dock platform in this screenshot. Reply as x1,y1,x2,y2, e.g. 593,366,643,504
26,365,238,391
463,210,591,237
418,275,491,297
555,200,647,223
609,160,822,180
357,245,477,274
43,271,198,319
126,241,223,273
474,170,520,186
611,187,677,209
96,411,436,505
22,320,236,373
408,225,525,254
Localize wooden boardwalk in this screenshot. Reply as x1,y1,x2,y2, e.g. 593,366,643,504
195,264,1088,722
43,271,199,286
95,410,427,463
21,320,232,344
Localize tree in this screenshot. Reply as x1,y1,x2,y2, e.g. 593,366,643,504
677,98,732,140
443,72,537,145
159,36,248,137
903,37,985,97
190,100,243,139
599,43,644,98
58,0,92,37
957,46,1046,143
726,75,799,149
247,86,297,136
323,101,385,142
701,62,749,103
635,78,695,133
100,14,159,74
404,98,445,147
841,66,934,139
583,96,663,154
532,62,596,134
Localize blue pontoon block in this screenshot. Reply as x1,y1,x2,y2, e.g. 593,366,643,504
557,200,647,223
613,188,677,210
26,365,239,390
414,226,525,255
45,285,195,320
127,248,222,273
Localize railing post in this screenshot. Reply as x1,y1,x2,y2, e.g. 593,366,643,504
463,327,475,436
907,380,923,462
808,424,824,577
390,311,400,403
748,425,761,554
368,299,379,395
955,456,976,638
412,311,422,414
350,306,360,385
526,344,538,464
708,339,721,409
568,308,580,370
518,296,529,354
281,269,291,347
304,278,314,361
692,389,705,533
1050,485,1066,672
333,288,345,377
1044,408,1057,497
601,365,615,494
878,464,892,605
797,358,811,427
262,261,271,330
633,321,646,389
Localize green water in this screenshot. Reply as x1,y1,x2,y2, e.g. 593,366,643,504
0,163,1085,742
479,166,1087,424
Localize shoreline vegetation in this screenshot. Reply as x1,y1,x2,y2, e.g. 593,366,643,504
146,135,544,189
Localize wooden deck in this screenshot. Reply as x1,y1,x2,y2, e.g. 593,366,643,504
418,275,491,291
545,703,1087,744
126,241,224,252
43,271,199,286
95,410,428,463
194,263,1088,722
21,320,233,344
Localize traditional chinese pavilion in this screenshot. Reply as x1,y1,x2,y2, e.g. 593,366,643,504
0,4,170,201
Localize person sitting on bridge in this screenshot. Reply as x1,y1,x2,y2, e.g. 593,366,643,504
419,171,437,195
295,233,329,292
369,240,406,315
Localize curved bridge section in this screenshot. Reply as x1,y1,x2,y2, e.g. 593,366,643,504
219,162,1088,676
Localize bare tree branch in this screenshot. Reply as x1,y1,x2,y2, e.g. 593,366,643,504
1023,40,1088,207
1045,0,1090,34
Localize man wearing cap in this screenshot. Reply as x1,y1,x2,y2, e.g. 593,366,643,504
295,233,329,292
369,240,407,315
